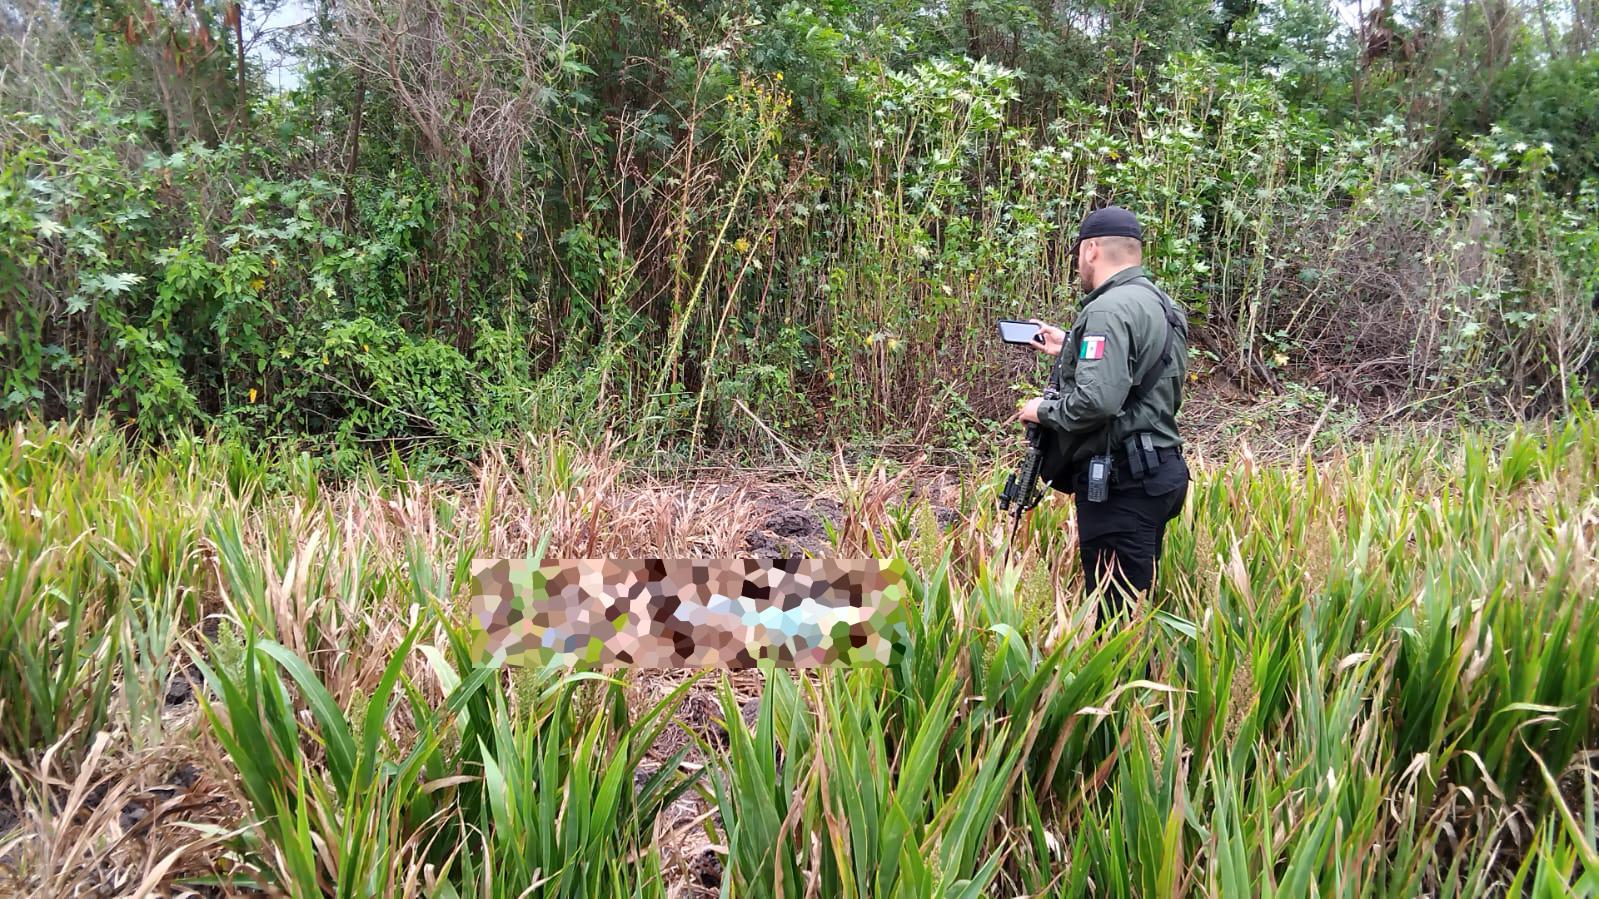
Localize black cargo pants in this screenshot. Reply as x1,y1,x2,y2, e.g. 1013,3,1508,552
1073,452,1189,622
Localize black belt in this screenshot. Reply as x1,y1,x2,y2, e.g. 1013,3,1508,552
1108,442,1182,483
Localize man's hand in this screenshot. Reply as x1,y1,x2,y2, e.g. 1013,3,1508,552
1028,319,1067,356
1018,397,1044,423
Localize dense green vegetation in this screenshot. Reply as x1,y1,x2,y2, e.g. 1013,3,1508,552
2,414,1596,894
3,0,1597,468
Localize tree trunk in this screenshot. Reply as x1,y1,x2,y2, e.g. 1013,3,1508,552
341,72,367,230
153,65,181,149
1353,0,1368,112
233,2,247,132
1574,0,1595,54
1536,0,1557,57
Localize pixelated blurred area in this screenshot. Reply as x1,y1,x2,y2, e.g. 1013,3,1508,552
469,558,908,669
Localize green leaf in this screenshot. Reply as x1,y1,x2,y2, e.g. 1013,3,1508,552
92,271,144,296
257,640,358,797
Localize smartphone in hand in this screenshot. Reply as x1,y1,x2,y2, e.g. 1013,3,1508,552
998,319,1043,346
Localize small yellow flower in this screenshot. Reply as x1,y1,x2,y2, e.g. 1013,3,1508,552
774,71,783,81
733,237,751,254
248,387,258,403
249,277,265,291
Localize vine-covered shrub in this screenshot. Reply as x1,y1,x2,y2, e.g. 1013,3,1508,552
3,7,1596,462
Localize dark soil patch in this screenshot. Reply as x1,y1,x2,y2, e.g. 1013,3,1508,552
163,616,222,710
742,490,840,558
0,767,16,838
738,484,960,558
687,845,722,892
165,669,196,707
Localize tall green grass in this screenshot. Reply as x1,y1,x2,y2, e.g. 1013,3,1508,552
1,414,1596,895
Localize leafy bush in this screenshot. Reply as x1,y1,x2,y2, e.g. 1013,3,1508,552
3,1,1597,462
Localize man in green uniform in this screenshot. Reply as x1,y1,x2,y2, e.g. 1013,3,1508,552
1018,206,1190,620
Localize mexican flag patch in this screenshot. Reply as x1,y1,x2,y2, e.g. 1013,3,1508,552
1079,334,1107,361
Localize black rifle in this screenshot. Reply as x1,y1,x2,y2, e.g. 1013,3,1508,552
998,382,1060,570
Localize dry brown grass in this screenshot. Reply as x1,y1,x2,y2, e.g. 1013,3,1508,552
0,727,244,898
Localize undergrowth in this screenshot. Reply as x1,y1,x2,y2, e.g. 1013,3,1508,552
0,414,1596,895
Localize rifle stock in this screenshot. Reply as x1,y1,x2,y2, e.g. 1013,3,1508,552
997,331,1068,567
999,386,1058,517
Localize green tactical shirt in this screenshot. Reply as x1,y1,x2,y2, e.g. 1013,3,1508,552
1035,265,1188,465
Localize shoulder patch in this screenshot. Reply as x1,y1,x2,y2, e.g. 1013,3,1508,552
1079,334,1107,361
